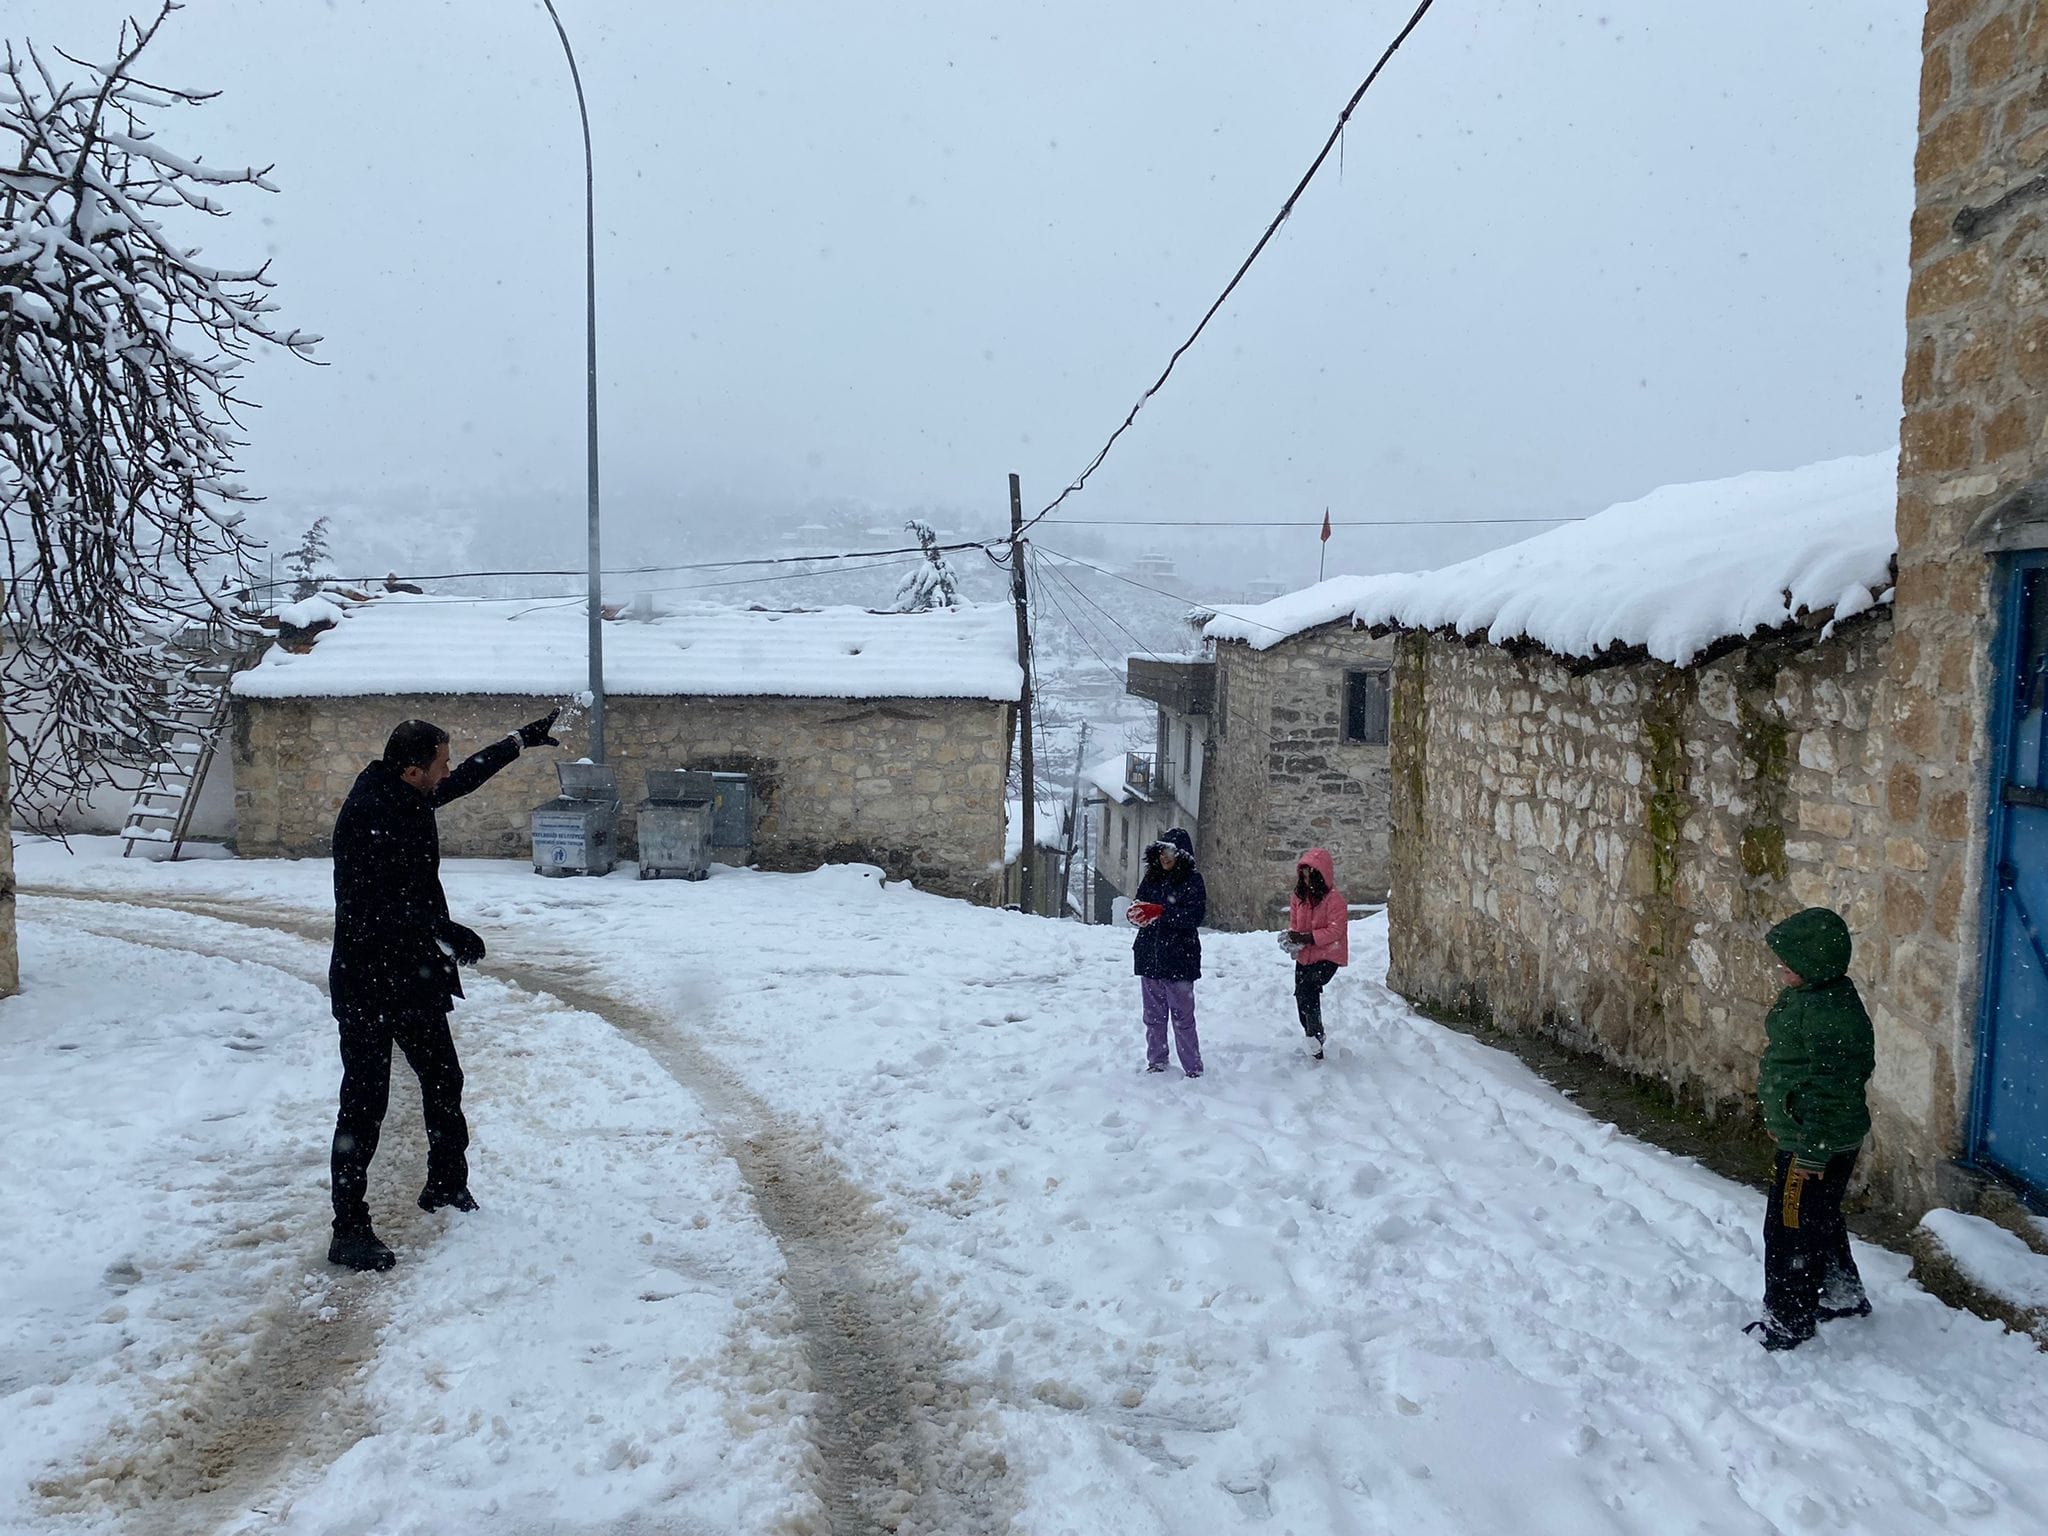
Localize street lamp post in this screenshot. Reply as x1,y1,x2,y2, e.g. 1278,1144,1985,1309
541,0,606,763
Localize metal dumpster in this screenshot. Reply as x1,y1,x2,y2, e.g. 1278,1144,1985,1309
636,769,715,880
710,771,753,865
531,761,620,876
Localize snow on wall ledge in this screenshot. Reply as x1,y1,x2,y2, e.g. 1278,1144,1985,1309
1205,452,1899,666
232,596,1025,702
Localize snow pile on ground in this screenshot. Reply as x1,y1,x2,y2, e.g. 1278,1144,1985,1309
233,593,1024,701
11,837,2048,1535
1205,451,1898,665
1920,1208,2048,1316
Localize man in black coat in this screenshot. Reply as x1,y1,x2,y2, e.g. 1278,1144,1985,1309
327,710,560,1272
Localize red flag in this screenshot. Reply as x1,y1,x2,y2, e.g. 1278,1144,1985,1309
1320,508,1332,543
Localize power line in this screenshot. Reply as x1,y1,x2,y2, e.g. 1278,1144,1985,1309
1035,543,1303,638
1042,515,1580,529
640,556,922,596
1035,550,1169,662
1036,552,1150,661
1025,547,1136,691
256,537,993,594
1021,0,1440,536
279,552,925,609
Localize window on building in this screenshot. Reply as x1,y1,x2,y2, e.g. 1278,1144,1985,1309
1344,668,1391,745
1120,810,1130,863
1181,723,1193,782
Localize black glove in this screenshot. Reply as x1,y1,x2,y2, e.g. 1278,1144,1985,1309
438,920,486,967
1287,930,1313,946
516,708,561,749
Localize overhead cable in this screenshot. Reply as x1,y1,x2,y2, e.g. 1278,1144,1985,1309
279,551,924,608
1025,547,1137,688
1044,514,1579,529
1034,550,1169,662
257,538,990,594
1020,0,1440,537
1034,544,1303,638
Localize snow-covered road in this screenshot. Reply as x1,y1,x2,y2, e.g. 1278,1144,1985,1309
7,840,2048,1536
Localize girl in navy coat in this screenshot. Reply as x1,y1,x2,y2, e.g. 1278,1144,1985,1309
1130,827,1206,1076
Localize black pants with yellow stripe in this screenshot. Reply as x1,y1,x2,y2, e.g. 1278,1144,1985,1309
1762,1146,1865,1338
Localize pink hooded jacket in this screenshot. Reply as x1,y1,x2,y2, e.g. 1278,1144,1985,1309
1288,848,1348,967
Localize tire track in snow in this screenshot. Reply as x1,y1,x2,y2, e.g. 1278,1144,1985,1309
27,887,1019,1536
21,894,433,1536
494,958,1018,1536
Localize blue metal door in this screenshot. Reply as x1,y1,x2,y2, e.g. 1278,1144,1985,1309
1977,557,2048,1193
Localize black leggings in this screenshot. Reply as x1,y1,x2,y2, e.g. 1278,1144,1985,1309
1294,960,1339,1037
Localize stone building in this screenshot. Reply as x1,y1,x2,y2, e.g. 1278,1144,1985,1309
1359,454,1934,1199
1882,0,2048,1210
1198,596,1399,931
230,596,1022,904
1084,657,1215,920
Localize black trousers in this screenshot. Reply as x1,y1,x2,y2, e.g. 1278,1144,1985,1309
1294,960,1340,1037
331,1003,469,1233
1761,1146,1865,1337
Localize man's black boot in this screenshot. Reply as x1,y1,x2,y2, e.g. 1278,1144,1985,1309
419,1186,479,1213
329,1228,397,1272
1743,1318,1810,1352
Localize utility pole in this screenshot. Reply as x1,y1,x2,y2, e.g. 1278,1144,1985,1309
1080,794,1093,923
543,0,606,763
1009,472,1036,913
1061,719,1089,920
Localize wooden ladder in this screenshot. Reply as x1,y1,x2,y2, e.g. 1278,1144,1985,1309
119,664,237,859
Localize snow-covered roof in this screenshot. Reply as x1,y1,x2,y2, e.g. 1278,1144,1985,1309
1204,451,1898,666
275,594,350,630
1004,799,1069,861
233,594,1023,701
1082,753,1138,806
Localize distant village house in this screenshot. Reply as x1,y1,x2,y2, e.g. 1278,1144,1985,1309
1085,612,1396,932
230,597,1022,904
1084,656,1215,921
1199,600,1398,929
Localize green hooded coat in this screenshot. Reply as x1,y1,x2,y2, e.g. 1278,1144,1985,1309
1758,907,1875,1163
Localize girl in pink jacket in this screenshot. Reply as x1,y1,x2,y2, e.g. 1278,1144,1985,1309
1284,848,1348,1060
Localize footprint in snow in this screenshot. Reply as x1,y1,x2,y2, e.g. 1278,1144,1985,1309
1219,1457,1276,1519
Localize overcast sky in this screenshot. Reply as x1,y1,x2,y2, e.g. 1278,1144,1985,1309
9,1,1925,575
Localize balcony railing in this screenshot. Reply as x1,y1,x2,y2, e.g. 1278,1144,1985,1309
1124,750,1157,800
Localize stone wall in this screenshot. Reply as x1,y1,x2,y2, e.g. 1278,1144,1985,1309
1203,626,1396,931
233,692,1011,904
1877,0,2048,1203
1383,618,1962,1208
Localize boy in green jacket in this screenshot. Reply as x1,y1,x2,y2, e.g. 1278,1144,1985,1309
1748,906,1877,1351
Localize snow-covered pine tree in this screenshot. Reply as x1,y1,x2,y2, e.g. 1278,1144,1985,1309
894,519,961,612
0,4,317,819
284,515,333,601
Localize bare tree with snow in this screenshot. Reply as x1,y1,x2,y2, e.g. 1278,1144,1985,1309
0,2,316,816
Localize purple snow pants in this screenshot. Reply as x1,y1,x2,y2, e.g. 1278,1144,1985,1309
1141,977,1203,1075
